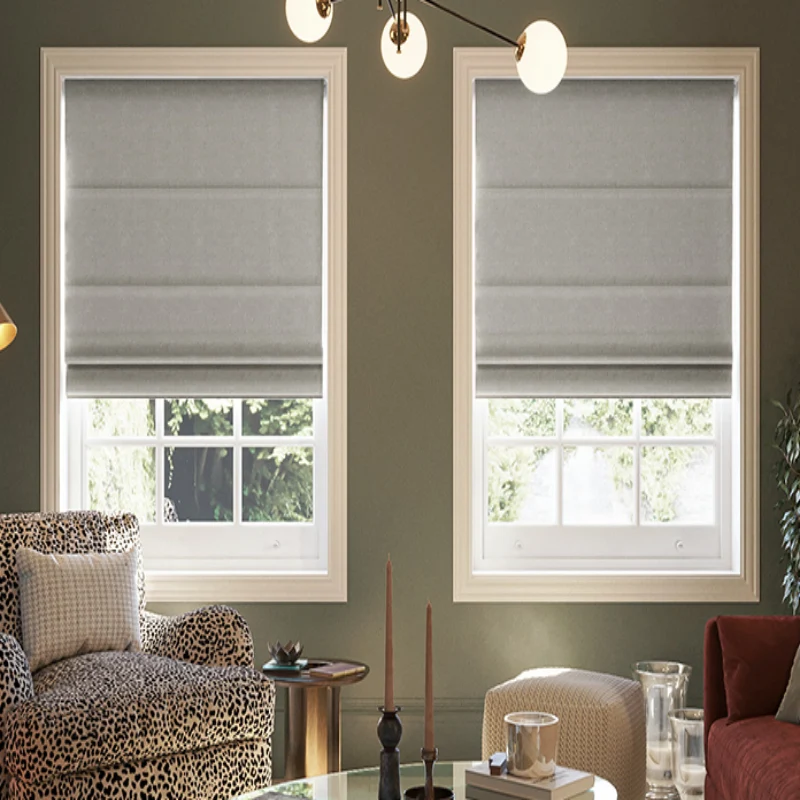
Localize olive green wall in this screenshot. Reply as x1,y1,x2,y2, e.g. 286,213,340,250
1,0,797,776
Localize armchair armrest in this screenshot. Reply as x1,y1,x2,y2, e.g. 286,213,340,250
0,633,34,716
141,606,254,668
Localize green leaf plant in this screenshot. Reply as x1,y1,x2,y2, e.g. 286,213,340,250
774,387,800,613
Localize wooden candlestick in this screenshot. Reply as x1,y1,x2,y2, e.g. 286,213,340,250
423,747,436,800
378,706,402,800
402,747,454,800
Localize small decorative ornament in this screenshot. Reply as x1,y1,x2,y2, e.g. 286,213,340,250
268,640,304,665
488,752,507,776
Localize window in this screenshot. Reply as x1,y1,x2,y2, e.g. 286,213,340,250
453,48,759,602
42,49,347,602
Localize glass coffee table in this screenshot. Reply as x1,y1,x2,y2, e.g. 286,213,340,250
239,761,617,800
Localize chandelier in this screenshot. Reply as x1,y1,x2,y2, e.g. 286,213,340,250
285,0,568,94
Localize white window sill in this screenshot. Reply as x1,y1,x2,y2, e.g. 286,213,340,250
453,569,759,604
145,570,347,603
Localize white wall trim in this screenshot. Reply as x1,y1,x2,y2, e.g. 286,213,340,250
41,47,348,603
452,47,760,603
144,571,346,604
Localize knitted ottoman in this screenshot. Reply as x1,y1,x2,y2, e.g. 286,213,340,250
482,668,645,800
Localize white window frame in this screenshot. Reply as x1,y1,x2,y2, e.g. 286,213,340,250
41,47,348,603
453,47,760,603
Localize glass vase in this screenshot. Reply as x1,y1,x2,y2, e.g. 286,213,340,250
632,661,692,800
669,709,705,799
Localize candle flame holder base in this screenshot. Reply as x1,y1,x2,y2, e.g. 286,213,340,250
378,707,403,800
403,748,454,800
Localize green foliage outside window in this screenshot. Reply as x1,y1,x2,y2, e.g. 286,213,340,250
486,398,714,524
88,400,156,523
87,398,314,524
487,400,555,522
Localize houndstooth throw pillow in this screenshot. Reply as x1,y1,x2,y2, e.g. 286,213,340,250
16,547,141,672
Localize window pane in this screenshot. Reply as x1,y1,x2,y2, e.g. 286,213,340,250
243,447,314,522
88,399,155,438
165,400,233,437
88,446,155,522
487,399,557,438
487,446,556,523
563,399,634,438
164,447,233,522
641,446,714,523
641,399,714,437
563,446,634,524
243,400,314,437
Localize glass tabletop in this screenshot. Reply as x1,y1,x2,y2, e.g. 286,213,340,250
239,761,617,800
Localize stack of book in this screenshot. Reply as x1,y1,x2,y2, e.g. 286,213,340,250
262,659,368,679
465,761,595,800
308,661,367,679
262,658,308,676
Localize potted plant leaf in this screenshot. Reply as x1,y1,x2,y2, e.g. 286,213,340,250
775,388,800,613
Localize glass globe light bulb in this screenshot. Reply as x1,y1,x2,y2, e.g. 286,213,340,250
286,0,333,43
0,302,16,352
381,12,428,80
515,20,568,95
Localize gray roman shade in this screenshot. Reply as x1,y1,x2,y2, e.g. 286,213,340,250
64,78,325,398
475,78,735,398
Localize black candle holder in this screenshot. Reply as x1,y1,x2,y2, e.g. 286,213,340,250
378,706,403,800
403,748,454,800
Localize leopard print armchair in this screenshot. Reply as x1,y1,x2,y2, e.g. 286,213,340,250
0,511,275,800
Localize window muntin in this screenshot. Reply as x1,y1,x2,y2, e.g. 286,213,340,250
68,397,327,572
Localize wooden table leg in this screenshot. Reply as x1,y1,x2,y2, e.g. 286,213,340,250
328,685,342,772
284,685,344,780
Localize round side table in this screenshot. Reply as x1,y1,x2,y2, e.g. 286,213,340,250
264,658,370,780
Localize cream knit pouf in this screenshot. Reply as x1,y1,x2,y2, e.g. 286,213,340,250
482,668,645,800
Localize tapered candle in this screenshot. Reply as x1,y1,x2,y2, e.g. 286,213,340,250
385,557,394,710
424,601,434,751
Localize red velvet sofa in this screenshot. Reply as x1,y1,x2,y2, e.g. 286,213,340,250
704,616,800,800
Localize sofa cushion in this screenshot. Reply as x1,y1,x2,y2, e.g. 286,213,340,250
6,740,272,800
17,547,141,671
0,511,145,643
777,642,800,723
717,615,800,720
706,715,800,800
3,650,274,784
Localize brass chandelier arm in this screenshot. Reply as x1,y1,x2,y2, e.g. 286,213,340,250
418,0,519,49
376,0,397,23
